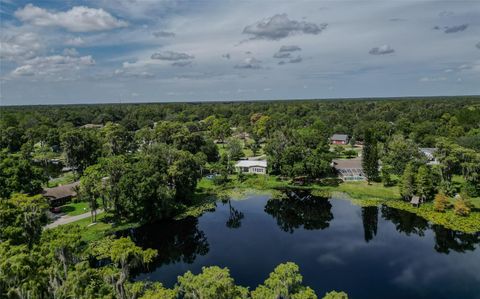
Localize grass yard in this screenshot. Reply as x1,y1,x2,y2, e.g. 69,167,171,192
46,171,76,188
60,201,90,216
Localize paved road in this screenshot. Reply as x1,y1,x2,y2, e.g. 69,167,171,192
45,209,104,229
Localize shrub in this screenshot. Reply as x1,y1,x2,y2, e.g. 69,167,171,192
454,195,471,216
433,193,449,212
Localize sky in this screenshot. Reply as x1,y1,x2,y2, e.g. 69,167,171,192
0,0,479,105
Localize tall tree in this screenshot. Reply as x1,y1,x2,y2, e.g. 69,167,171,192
61,129,100,175
91,237,157,299
399,163,416,201
251,262,316,299
362,130,379,183
416,165,434,201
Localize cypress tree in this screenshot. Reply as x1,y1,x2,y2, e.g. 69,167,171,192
362,130,379,183
416,165,434,201
400,163,416,200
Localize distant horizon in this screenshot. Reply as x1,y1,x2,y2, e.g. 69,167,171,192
1,94,479,108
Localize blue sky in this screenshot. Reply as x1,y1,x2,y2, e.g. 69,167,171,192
1,0,479,105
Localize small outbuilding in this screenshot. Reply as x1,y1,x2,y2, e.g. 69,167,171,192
331,134,349,145
43,181,80,207
235,160,267,175
332,158,365,181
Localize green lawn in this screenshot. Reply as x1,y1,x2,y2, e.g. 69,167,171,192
46,171,76,188
216,140,265,159
60,201,90,216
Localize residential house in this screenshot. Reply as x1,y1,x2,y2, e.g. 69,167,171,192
331,134,349,145
235,160,267,175
419,148,439,165
332,158,365,181
43,181,80,207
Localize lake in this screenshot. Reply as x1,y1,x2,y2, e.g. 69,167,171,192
120,191,480,299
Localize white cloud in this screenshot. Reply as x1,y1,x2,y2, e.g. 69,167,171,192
65,37,85,46
0,32,42,61
369,44,395,55
234,57,262,69
62,48,79,56
243,14,327,40
11,55,95,78
15,4,127,32
419,76,447,82
151,51,194,61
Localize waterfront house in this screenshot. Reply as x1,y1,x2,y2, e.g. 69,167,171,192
235,160,267,175
332,158,365,181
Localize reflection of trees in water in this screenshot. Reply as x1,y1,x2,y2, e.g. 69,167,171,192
116,216,209,271
361,206,378,243
432,225,480,254
264,189,333,233
223,199,244,229
381,205,429,236
380,205,480,254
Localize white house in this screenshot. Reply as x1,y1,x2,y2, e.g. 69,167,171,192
419,148,439,165
235,160,267,175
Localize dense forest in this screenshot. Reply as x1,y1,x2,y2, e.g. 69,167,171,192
1,96,479,298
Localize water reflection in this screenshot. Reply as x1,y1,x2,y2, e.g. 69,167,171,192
264,189,333,233
361,206,378,242
117,216,209,268
432,225,480,254
222,199,244,229
381,205,429,236
379,205,480,253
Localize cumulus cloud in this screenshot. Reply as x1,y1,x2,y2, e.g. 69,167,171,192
444,24,468,33
62,48,79,56
274,52,291,59
242,14,327,40
274,45,302,59
289,56,302,63
0,32,41,61
151,51,194,61
234,57,262,69
419,76,447,82
65,37,85,46
15,4,127,32
279,45,302,52
152,31,175,38
278,56,303,65
11,55,95,77
114,69,155,79
172,61,192,67
434,24,469,33
369,44,395,55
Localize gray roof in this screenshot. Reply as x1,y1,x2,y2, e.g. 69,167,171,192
331,134,349,142
43,181,79,200
332,158,362,170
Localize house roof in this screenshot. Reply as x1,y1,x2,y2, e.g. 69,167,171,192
43,181,80,200
419,148,437,155
331,134,349,142
235,160,267,168
332,158,362,170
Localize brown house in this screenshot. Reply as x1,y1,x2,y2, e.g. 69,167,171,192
330,134,349,145
43,181,80,207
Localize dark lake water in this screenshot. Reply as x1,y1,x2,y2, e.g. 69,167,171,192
120,191,480,299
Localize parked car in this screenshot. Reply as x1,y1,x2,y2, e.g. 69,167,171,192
51,207,62,213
